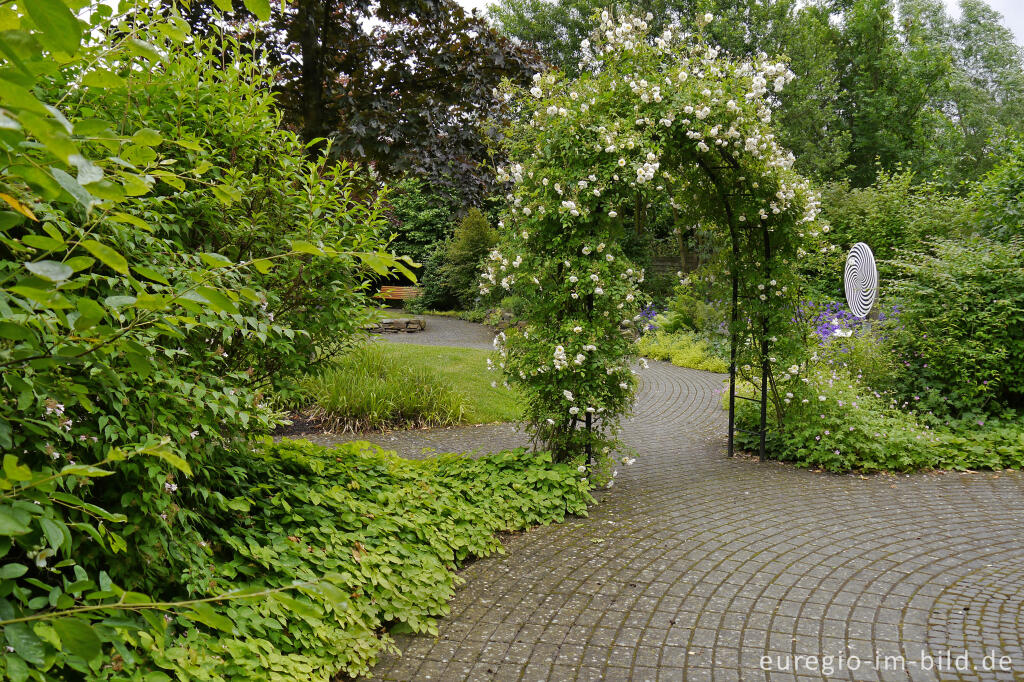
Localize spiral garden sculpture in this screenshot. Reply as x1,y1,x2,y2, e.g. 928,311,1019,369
844,242,878,319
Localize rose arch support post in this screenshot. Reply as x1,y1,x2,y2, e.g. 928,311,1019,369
726,218,771,460
697,156,770,460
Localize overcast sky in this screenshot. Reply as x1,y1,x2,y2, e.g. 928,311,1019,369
943,0,1023,44
456,0,1024,46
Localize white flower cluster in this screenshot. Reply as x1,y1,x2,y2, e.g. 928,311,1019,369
636,152,659,184
553,345,568,370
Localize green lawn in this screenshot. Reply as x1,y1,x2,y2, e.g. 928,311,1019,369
302,342,520,430
381,343,521,423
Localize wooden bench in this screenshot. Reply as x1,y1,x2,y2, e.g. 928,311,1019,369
375,285,422,301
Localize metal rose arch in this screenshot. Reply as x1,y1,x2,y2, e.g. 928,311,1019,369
487,9,822,473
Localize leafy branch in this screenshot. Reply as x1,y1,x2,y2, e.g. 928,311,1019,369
0,582,311,628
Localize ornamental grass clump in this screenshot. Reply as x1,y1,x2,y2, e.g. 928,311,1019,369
302,344,467,431
488,10,819,470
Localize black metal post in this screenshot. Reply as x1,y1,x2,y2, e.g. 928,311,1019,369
759,224,771,460
586,291,594,460
695,157,740,457
728,235,739,457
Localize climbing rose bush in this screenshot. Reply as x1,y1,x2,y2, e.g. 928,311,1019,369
487,10,820,468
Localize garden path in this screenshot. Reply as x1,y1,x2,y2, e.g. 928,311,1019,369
320,316,1024,681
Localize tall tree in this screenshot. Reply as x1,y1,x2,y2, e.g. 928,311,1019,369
835,0,952,184
487,0,1024,185
488,0,850,179
835,0,1024,184
487,0,605,77
488,0,693,77
746,1,851,179
181,0,543,203
947,0,1024,179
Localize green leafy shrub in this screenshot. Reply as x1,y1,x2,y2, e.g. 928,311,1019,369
737,329,1024,472
445,208,498,308
888,236,1024,417
820,168,970,257
737,363,942,471
497,295,530,318
809,169,971,296
0,4,412,677
0,442,213,679
635,330,729,373
663,287,726,337
410,208,498,312
971,138,1024,239
407,242,456,312
70,30,397,399
820,323,903,396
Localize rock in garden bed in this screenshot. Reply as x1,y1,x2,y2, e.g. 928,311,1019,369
374,317,427,333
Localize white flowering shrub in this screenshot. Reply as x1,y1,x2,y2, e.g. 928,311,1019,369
487,10,820,466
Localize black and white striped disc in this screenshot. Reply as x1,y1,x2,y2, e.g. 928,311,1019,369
844,242,877,319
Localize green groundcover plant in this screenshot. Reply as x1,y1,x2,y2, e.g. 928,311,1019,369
152,439,591,680
736,361,1024,473
635,329,728,373
735,322,1024,473
0,439,592,679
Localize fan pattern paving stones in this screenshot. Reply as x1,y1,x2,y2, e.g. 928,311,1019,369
317,315,1024,681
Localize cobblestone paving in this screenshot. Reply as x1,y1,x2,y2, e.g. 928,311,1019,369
371,313,496,351
308,319,1024,681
